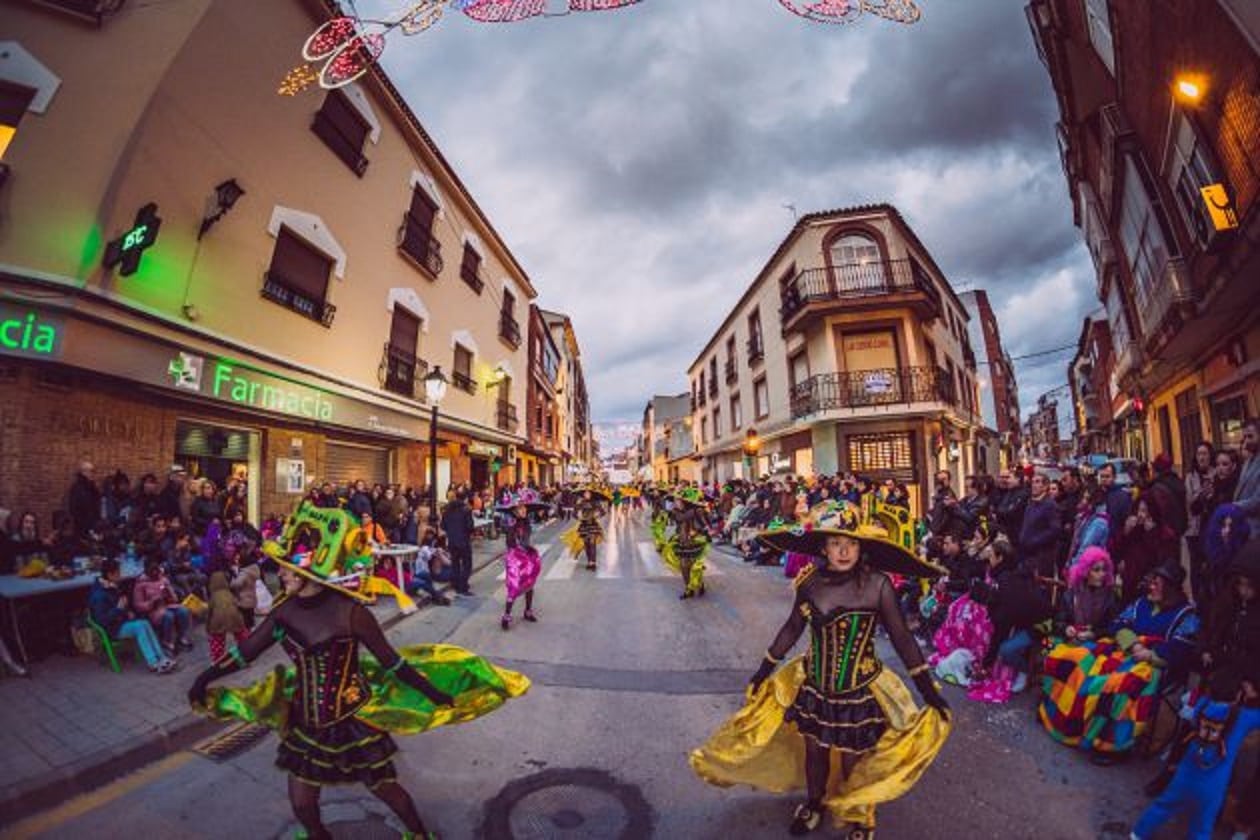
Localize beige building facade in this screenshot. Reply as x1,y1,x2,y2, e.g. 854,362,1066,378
687,205,984,515
540,309,595,480
0,0,544,523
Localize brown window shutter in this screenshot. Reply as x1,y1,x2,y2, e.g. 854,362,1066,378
323,91,369,148
388,306,421,354
270,228,332,301
409,187,436,228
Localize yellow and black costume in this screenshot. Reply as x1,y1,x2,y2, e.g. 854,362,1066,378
661,487,710,598
561,488,608,570
690,501,950,836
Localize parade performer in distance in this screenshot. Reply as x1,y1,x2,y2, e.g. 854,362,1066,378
561,487,607,571
690,501,951,838
662,486,711,599
188,501,529,840
499,488,548,631
650,485,672,553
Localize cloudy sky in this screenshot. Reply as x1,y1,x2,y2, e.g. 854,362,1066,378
363,0,1095,446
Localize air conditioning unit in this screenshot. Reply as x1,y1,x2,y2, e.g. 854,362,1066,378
506,444,518,463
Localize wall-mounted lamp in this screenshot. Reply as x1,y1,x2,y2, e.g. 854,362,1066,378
486,363,510,389
197,179,246,239
1173,73,1207,105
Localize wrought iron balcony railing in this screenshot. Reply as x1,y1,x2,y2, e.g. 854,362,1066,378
451,370,477,394
779,259,941,321
378,343,429,401
460,263,484,293
499,311,522,349
261,271,336,327
397,213,443,277
724,358,738,385
496,401,519,432
746,336,765,364
790,366,955,419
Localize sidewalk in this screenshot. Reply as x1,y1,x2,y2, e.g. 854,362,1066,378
0,537,507,827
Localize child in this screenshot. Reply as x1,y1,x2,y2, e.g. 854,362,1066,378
205,570,248,662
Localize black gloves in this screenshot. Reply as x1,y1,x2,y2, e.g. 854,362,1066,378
748,655,778,693
913,670,951,721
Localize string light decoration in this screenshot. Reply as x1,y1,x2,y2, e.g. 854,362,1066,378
277,0,918,95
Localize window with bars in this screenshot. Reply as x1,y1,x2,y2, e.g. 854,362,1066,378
263,227,335,326
847,432,915,480
452,343,476,393
312,90,370,175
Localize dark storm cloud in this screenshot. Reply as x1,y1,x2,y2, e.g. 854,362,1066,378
364,1,1095,427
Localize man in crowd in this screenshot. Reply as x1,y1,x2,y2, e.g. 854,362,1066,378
1098,462,1133,526
441,489,475,597
1055,467,1083,566
993,468,1030,545
1234,418,1260,540
1019,472,1060,580
347,479,374,519
1145,453,1187,538
67,460,101,538
156,465,187,520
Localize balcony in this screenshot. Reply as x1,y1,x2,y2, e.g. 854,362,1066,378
499,311,521,349
378,343,428,401
724,358,738,385
460,263,484,294
779,259,942,332
311,111,368,176
451,370,477,395
790,366,956,419
708,379,718,399
747,336,764,364
1138,257,1197,355
261,271,336,327
496,401,519,433
397,213,443,278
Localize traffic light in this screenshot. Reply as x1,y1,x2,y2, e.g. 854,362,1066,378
1132,395,1146,416
103,203,162,277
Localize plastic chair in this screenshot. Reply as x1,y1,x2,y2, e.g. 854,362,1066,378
84,614,138,673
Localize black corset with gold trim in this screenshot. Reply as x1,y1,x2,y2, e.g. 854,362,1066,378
283,635,371,729
800,606,882,695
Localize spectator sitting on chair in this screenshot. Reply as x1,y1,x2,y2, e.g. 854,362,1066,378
132,555,192,657
167,530,206,601
89,558,177,674
972,537,1052,695
404,529,452,606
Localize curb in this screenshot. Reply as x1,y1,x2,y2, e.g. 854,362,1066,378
0,547,507,829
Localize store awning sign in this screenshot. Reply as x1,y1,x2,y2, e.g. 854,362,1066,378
1201,183,1239,232
0,308,61,356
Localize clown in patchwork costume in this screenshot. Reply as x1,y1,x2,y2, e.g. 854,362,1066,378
661,486,711,599
690,501,951,838
188,501,529,840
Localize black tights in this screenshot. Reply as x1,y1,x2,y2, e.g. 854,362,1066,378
803,741,857,808
505,589,535,615
287,776,430,839
584,538,596,567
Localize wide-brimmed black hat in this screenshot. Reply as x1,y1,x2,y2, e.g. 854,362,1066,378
757,500,944,579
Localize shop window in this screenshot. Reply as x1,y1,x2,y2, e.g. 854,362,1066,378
399,186,442,277
312,90,370,176
263,227,335,326
847,432,915,481
459,243,484,293
1084,0,1115,76
452,343,476,393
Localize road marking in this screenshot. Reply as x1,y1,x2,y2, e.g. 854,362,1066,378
545,550,581,580
597,533,624,578
5,751,195,839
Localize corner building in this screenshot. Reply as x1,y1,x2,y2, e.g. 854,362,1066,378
0,0,543,523
686,205,984,515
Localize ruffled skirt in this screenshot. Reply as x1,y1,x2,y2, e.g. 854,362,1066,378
661,538,709,592
785,681,886,753
690,657,949,828
198,643,531,786
561,523,604,558
505,546,541,601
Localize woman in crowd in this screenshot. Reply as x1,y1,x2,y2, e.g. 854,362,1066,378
1183,442,1215,606
88,557,177,674
1040,563,1199,762
189,503,529,840
500,489,546,631
562,487,606,571
190,479,221,537
663,487,710,599
927,537,998,692
690,501,950,838
1112,496,1178,602
1193,450,1243,604
132,556,192,657
971,537,1052,697
1053,545,1121,644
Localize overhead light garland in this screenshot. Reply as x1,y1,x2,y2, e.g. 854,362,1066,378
279,0,921,95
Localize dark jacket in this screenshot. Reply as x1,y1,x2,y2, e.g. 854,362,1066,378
88,578,128,638
973,563,1052,667
1053,585,1120,637
440,499,475,549
1018,496,1060,575
68,474,102,536
156,482,183,519
347,491,373,519
190,497,222,535
1146,471,1188,537
1102,485,1133,531
993,486,1030,543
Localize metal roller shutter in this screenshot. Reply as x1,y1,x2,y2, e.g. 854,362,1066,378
324,442,390,487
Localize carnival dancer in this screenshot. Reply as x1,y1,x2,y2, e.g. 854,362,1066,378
499,488,548,631
662,487,711,599
690,501,951,838
188,501,529,840
650,486,672,553
561,487,607,571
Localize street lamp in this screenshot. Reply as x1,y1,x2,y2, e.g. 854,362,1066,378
424,365,449,526
742,428,760,476
1173,73,1207,105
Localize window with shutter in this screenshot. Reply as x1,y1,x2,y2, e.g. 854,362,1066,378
263,228,335,326
399,187,442,276
452,344,476,393
459,243,484,292
382,307,422,397
312,90,370,175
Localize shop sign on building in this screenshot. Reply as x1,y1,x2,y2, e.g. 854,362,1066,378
0,307,62,357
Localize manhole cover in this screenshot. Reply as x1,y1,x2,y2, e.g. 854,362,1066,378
482,768,654,839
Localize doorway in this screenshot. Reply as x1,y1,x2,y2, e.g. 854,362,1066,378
174,419,260,523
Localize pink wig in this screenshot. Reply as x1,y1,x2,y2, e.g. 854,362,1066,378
1067,546,1114,590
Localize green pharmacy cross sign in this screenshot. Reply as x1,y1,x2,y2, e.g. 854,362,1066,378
103,203,162,277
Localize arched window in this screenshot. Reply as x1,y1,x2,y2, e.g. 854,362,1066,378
828,232,886,292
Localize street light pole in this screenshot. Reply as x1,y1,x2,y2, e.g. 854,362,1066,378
424,366,449,527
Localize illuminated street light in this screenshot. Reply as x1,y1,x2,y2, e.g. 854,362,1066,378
1174,74,1206,104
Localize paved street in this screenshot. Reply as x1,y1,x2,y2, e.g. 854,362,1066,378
3,511,1157,840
